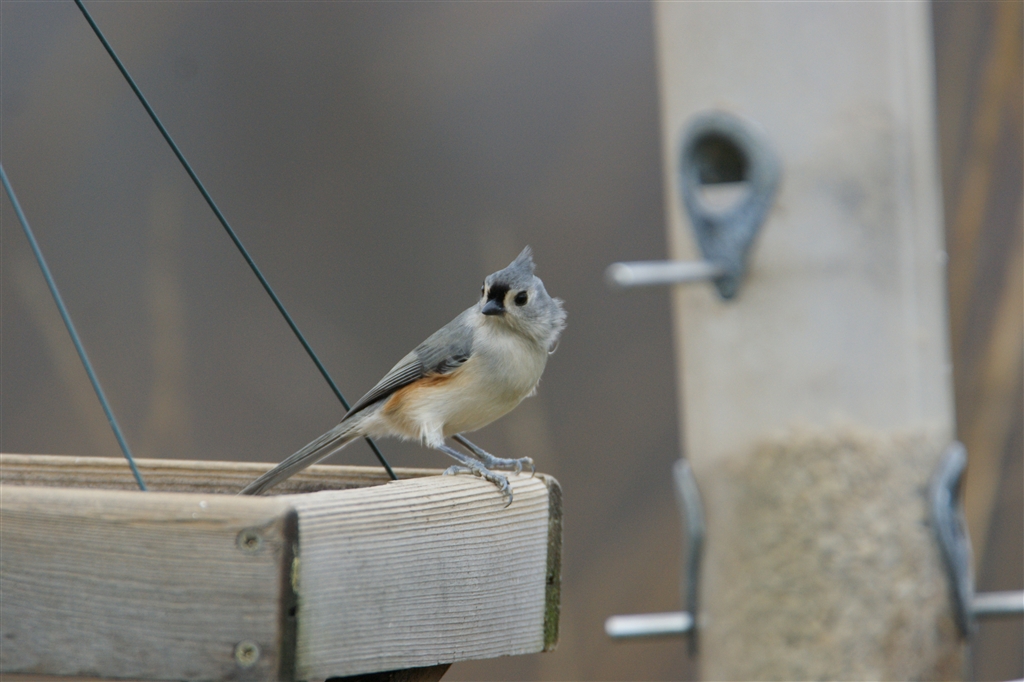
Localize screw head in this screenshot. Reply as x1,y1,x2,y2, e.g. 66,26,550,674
234,640,260,667
237,528,263,553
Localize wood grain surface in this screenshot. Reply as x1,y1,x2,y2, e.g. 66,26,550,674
284,473,558,680
0,453,435,495
0,485,296,680
0,455,561,681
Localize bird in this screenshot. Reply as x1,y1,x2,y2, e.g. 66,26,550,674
239,246,566,505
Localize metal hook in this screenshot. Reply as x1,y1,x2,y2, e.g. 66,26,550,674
673,458,705,654
930,441,974,638
604,459,705,654
606,110,780,299
925,443,1024,631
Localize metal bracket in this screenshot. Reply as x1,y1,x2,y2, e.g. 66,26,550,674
673,458,705,654
606,110,780,299
930,442,1024,633
930,442,974,638
604,459,705,654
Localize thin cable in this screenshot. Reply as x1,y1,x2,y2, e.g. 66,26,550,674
1,164,148,491
73,0,396,480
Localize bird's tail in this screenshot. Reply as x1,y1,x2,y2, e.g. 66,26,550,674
239,418,362,495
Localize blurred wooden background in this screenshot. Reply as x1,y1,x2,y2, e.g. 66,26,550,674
934,3,1023,680
1,2,1019,680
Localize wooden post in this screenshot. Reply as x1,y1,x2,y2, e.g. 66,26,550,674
653,3,964,679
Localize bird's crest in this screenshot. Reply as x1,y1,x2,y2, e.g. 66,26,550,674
509,245,535,275
489,246,536,288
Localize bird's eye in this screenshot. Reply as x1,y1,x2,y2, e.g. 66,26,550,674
481,284,486,297
514,291,528,306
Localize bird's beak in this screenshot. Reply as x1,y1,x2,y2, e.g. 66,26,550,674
482,299,505,316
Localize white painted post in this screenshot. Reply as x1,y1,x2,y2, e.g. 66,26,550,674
653,3,964,679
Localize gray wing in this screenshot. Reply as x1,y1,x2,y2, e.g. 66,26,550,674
344,307,476,418
344,351,424,417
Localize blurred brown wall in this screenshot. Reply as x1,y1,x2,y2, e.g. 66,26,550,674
934,3,1023,680
1,3,1019,680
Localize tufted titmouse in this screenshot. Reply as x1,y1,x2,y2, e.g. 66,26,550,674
240,246,566,504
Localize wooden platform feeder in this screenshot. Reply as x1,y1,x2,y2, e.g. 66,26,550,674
0,454,562,681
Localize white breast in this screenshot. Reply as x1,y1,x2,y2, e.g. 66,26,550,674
369,319,549,447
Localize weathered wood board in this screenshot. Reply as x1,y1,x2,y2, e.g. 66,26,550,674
0,454,435,494
0,455,562,681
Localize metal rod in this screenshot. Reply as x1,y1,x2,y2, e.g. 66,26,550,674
1,163,147,491
973,591,1024,618
605,260,725,290
673,458,705,654
72,0,396,480
605,612,694,639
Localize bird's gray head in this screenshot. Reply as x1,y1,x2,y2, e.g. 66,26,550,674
480,246,566,350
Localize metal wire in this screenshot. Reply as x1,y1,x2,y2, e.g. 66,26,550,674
1,164,148,491
73,0,396,480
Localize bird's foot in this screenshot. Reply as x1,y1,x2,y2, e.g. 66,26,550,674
482,455,534,476
443,461,513,507
453,435,535,476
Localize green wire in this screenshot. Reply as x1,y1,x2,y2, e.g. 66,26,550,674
1,163,148,491
73,0,396,480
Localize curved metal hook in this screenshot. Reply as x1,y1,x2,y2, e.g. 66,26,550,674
929,441,974,638
673,458,705,655
678,111,781,299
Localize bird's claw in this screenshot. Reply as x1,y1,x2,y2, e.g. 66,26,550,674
443,465,464,477
453,436,534,478
503,456,536,473
443,462,513,507
507,456,535,477
483,454,534,476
